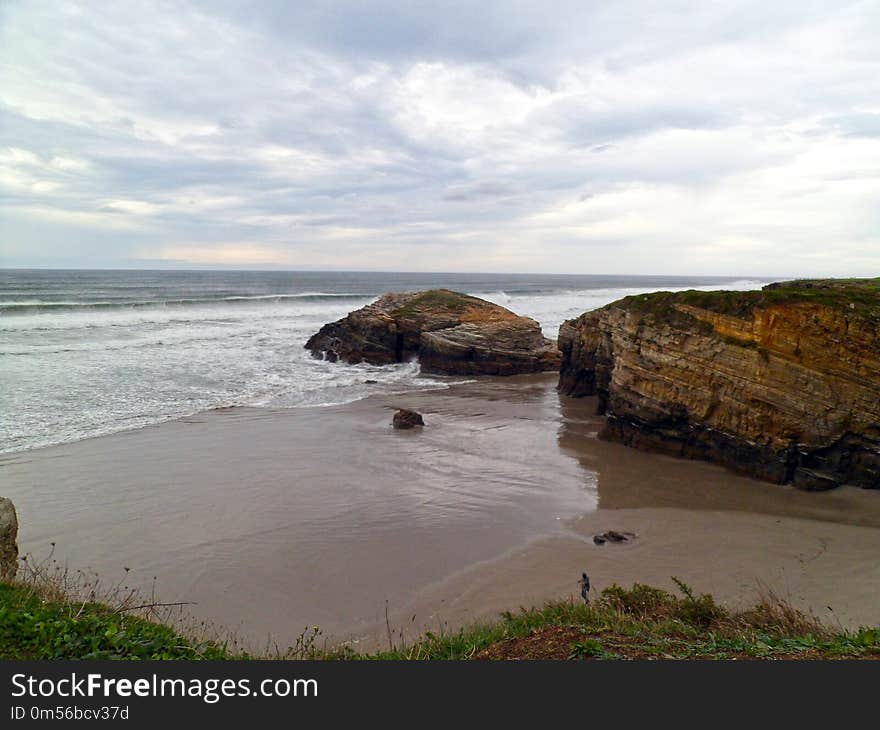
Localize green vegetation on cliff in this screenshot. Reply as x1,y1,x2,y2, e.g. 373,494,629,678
617,278,880,322
392,288,491,317
330,581,880,660
2,578,878,660
0,582,231,660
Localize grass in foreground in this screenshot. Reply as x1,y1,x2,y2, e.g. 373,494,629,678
0,582,232,660
2,573,878,660
0,551,237,660
328,580,880,660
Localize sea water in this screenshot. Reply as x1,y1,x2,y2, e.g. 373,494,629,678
0,269,766,454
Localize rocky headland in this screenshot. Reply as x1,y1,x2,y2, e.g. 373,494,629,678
306,289,560,375
558,279,880,490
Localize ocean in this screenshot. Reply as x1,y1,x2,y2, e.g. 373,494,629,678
0,269,766,455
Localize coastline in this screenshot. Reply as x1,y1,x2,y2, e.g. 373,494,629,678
4,373,880,649
372,505,880,651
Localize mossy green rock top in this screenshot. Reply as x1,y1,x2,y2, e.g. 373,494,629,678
306,289,561,375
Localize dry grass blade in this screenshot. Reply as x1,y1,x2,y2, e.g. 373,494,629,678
733,583,832,639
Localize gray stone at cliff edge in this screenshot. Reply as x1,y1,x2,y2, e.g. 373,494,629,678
0,497,19,580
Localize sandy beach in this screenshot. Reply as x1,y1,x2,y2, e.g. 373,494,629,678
3,373,879,650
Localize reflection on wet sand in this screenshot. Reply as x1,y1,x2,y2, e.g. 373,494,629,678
557,392,880,527
377,382,880,645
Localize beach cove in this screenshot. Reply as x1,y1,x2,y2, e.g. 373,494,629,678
3,373,879,651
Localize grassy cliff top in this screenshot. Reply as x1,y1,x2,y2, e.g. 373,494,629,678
0,582,231,660
2,578,878,660
614,277,880,322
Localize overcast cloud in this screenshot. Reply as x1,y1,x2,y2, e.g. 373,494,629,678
1,0,878,275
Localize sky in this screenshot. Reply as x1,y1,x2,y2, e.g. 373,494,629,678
1,1,879,275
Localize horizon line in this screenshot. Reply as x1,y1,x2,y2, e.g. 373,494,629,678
0,265,791,279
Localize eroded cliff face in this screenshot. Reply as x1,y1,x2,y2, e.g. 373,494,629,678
558,280,880,490
306,289,560,376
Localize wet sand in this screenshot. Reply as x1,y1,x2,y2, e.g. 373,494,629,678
393,509,880,649
3,373,879,649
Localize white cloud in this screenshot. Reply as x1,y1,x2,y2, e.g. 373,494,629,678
1,0,878,275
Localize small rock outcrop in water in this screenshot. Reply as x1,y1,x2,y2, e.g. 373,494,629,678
393,409,424,429
0,497,19,580
558,279,880,490
305,289,560,375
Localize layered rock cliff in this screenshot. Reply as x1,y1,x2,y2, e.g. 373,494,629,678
558,279,880,490
306,289,560,376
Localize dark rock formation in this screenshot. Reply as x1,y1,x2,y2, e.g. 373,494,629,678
791,468,840,492
0,497,18,580
593,530,635,545
393,409,424,429
306,289,560,375
558,279,880,490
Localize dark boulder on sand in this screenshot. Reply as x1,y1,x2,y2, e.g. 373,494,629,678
792,468,840,492
305,289,560,376
593,530,635,545
393,409,424,429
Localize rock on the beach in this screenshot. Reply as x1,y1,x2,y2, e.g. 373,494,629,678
305,289,560,375
558,278,880,489
792,468,840,492
393,409,424,429
593,530,635,545
0,497,19,580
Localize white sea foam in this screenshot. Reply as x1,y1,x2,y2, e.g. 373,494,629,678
0,272,770,454
477,278,765,338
